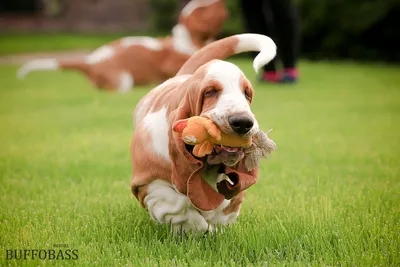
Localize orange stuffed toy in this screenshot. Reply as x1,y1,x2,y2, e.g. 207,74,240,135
172,116,252,157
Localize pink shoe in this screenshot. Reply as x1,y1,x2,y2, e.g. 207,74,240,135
260,71,281,83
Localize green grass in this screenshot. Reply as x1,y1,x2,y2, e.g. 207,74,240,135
0,59,399,266
0,32,166,55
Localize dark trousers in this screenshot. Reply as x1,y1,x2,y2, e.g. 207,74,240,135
240,0,300,72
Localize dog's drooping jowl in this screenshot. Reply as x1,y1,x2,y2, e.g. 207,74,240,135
17,0,227,92
130,33,277,232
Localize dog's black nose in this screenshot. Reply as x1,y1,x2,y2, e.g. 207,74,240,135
228,115,254,135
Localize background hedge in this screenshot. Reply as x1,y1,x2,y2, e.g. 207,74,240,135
150,0,400,62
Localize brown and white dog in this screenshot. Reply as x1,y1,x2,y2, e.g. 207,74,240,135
131,33,276,232
17,0,227,92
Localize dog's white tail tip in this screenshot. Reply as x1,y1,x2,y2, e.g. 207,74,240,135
234,33,277,73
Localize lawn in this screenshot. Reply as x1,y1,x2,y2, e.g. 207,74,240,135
0,58,399,266
0,32,167,55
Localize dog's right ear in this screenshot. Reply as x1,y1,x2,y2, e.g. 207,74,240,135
173,119,189,133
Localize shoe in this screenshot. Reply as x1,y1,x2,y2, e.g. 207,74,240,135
260,71,280,83
279,68,298,83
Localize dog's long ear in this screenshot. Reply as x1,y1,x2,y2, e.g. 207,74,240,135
168,78,226,211
172,69,207,121
168,78,202,196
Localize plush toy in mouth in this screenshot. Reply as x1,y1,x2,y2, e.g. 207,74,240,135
172,116,252,158
173,116,277,171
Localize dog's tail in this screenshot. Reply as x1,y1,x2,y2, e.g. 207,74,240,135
17,58,90,79
176,33,276,76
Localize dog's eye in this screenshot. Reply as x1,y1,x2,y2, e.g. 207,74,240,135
204,88,220,98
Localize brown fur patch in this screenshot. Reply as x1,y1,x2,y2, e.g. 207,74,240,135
223,191,246,215
200,79,223,114
240,75,254,103
177,36,239,75
180,0,228,48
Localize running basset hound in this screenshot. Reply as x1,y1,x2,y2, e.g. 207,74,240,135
17,0,227,92
131,33,277,232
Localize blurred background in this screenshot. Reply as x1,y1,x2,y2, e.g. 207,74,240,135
0,0,399,62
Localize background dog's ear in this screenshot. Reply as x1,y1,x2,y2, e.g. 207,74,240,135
173,119,189,133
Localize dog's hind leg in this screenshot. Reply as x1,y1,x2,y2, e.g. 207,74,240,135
118,72,134,93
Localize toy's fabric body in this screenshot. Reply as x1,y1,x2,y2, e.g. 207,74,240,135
173,116,252,157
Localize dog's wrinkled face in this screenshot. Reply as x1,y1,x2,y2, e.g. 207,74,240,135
192,60,258,166
201,60,257,136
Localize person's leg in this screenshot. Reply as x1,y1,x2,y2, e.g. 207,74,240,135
180,0,191,9
269,0,300,82
239,0,280,81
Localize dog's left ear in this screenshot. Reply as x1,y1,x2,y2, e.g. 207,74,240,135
168,80,226,212
172,119,189,133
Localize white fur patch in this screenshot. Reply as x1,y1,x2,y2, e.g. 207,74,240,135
165,75,191,85
181,0,219,17
85,45,115,65
171,24,198,55
200,199,239,226
145,180,209,232
150,75,192,96
142,107,171,162
145,179,239,232
204,60,254,127
234,34,277,73
17,59,58,79
120,37,163,51
157,75,191,90
118,72,133,93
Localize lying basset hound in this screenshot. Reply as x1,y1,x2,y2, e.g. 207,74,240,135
131,33,277,232
17,0,227,92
